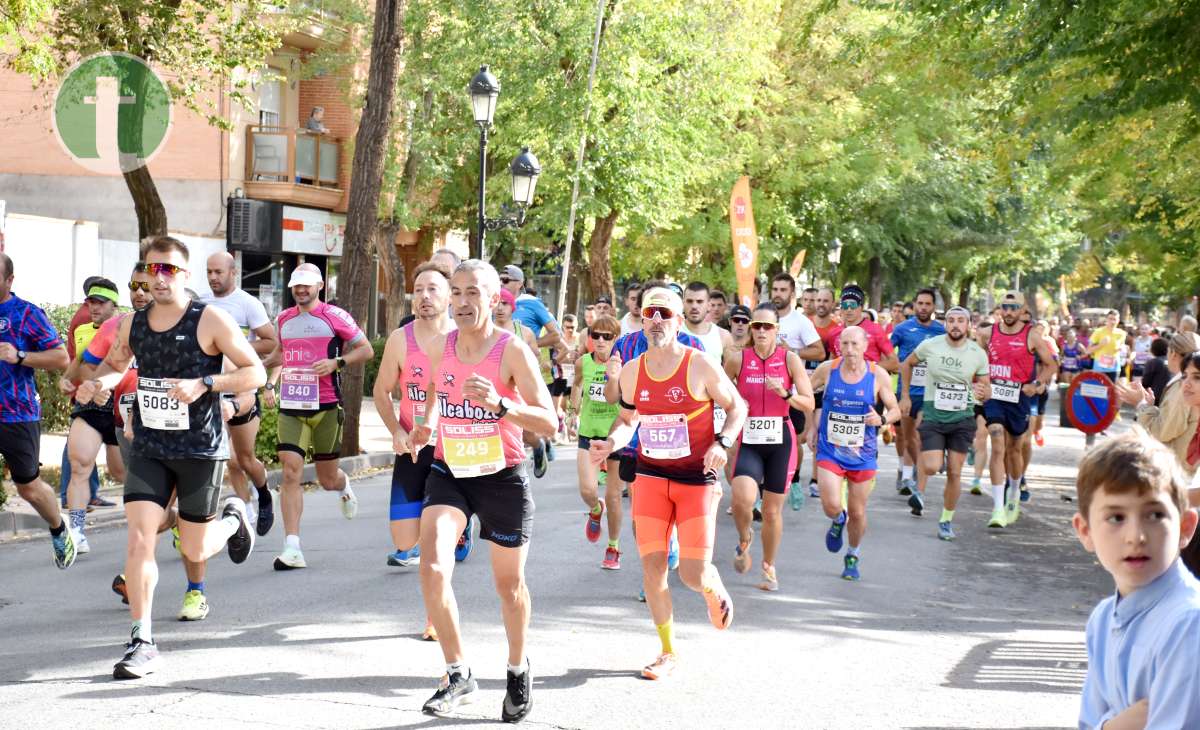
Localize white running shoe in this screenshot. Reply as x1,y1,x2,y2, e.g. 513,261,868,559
74,530,91,555
273,546,307,570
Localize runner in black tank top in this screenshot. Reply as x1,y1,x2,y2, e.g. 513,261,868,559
74,237,266,680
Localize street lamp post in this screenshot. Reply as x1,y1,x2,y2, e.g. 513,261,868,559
469,65,541,260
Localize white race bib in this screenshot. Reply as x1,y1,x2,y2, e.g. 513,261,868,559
933,382,969,412
561,363,575,385
827,412,865,448
441,422,505,478
136,377,189,430
713,404,727,434
743,416,783,445
117,392,136,426
911,364,927,388
991,379,1021,404
587,381,607,403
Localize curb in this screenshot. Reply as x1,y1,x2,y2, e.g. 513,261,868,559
1,451,396,543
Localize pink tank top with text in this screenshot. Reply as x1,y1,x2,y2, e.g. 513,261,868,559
988,323,1035,384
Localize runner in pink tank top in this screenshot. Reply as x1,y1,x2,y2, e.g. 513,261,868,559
723,303,814,592
372,263,457,594
411,260,557,722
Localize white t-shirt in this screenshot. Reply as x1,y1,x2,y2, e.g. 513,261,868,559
778,309,820,351
202,288,270,340
619,312,641,336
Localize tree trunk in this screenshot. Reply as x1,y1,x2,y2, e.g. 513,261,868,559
338,0,406,457
122,160,168,242
588,210,619,303
958,275,974,308
566,219,588,316
867,255,883,310
376,221,406,332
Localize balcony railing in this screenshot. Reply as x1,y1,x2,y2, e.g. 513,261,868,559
244,125,344,209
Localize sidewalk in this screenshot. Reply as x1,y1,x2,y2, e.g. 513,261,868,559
1,397,397,540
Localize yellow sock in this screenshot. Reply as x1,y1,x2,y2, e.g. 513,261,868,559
656,620,675,655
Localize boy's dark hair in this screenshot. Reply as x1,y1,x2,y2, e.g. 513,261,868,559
1151,337,1169,358
142,235,190,261
1075,427,1188,518
709,289,726,303
685,281,709,295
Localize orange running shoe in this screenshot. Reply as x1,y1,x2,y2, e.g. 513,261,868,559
703,585,733,630
1034,432,1044,447
641,652,677,680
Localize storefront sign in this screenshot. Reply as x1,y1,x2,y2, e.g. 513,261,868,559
281,205,344,257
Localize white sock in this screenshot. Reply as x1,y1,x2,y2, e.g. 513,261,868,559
991,484,1005,511
132,617,152,643
285,534,301,551
507,658,528,675
447,661,468,677
901,465,914,481
340,482,354,498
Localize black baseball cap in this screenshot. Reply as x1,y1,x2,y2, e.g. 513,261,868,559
595,294,612,305
729,304,752,321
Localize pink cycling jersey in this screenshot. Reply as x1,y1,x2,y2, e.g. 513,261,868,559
736,345,793,419
276,302,365,406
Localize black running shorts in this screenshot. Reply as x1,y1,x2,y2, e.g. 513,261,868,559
125,454,225,523
424,461,534,547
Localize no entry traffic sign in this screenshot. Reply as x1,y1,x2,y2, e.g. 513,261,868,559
1065,372,1118,434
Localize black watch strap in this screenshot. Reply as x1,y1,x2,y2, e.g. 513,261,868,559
496,397,509,417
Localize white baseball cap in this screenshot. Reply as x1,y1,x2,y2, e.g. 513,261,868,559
288,263,323,288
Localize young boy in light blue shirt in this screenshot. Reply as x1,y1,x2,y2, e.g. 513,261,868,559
1074,428,1200,730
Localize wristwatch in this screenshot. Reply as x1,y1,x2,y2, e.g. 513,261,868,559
336,356,347,370
265,382,276,392
1033,379,1045,394
16,350,26,366
496,397,510,418
717,434,734,450
202,375,216,393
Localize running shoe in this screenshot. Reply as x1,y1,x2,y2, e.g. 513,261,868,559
908,491,924,516
256,491,275,536
702,585,733,630
1006,501,1020,524
667,532,680,570
113,638,161,679
938,521,956,541
74,530,91,555
637,589,646,602
1020,488,1031,503
788,482,804,510
725,505,733,515
841,554,861,581
89,496,116,508
546,439,556,462
597,469,607,487
757,563,779,592
825,512,846,553
422,669,478,717
585,502,604,543
387,546,421,567
532,441,548,479
273,546,307,570
339,485,358,520
898,478,913,496
172,525,181,554
112,573,128,605
1034,432,1044,447
601,546,620,570
966,447,975,466
501,663,533,723
752,498,763,523
809,479,820,498
641,652,677,680
422,621,438,642
969,477,982,496
988,508,1007,528
222,497,254,564
733,538,752,574
51,523,77,570
178,590,209,621
455,521,474,563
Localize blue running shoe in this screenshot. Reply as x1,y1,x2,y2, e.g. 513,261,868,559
532,441,548,479
546,439,556,462
908,491,924,516
825,512,846,553
841,554,860,581
667,532,680,570
387,546,421,567
454,521,473,563
898,479,913,496
638,589,646,603
938,521,956,541
1020,488,1031,503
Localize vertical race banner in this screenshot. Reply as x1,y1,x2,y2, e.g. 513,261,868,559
730,176,758,307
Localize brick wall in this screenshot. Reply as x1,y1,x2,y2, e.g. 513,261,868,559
298,71,356,211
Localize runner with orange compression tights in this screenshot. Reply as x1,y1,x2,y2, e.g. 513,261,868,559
589,286,747,681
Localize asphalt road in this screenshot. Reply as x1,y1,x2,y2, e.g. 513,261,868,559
0,415,1108,729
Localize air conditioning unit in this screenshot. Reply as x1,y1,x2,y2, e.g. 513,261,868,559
226,198,281,253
